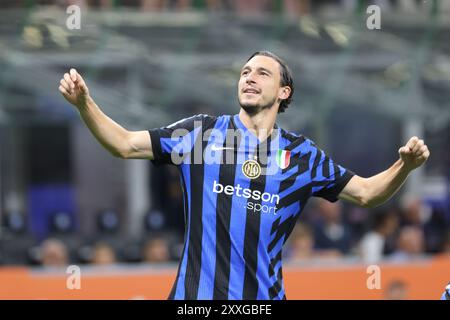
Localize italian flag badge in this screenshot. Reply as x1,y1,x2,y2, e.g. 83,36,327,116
276,149,291,169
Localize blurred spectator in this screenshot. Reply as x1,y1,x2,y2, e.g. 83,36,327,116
439,231,450,256
310,0,356,13
285,223,315,260
91,242,117,265
141,0,194,11
285,222,341,261
203,0,232,12
141,0,168,11
96,0,114,9
312,200,353,255
173,0,193,11
39,238,69,267
424,206,449,254
151,164,184,233
282,0,310,18
384,280,408,300
143,236,171,263
400,197,430,227
57,0,88,6
389,226,425,262
358,209,399,263
55,0,89,10
232,0,271,16
401,197,447,253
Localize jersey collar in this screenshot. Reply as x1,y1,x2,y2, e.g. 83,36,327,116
232,114,280,152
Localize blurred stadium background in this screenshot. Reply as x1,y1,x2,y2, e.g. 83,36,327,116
0,0,449,299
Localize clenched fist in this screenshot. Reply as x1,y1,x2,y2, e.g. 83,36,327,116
398,136,430,171
58,68,90,108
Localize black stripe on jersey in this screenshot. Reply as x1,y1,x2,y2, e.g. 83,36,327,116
277,180,329,212
322,154,330,178
269,266,284,299
283,132,305,151
213,119,239,300
279,152,311,193
311,148,322,179
280,131,306,173
333,163,341,179
168,171,190,300
268,250,283,278
268,214,297,253
242,135,271,300
184,118,216,299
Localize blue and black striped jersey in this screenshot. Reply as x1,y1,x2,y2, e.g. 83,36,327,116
149,114,354,300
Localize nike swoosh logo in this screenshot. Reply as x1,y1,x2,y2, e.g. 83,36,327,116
211,144,234,151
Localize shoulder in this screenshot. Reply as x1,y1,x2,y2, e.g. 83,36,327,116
165,113,217,130
279,128,319,153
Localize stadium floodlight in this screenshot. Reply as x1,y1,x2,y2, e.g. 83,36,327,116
144,209,166,232
50,211,73,233
3,211,27,234
97,210,120,233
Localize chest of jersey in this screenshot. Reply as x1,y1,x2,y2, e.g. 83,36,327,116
200,146,311,223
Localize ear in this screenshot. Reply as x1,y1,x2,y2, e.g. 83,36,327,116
278,86,291,100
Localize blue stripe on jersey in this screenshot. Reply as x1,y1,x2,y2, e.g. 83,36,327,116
197,116,230,299
227,127,254,300
174,164,192,299
160,126,202,163
329,159,336,177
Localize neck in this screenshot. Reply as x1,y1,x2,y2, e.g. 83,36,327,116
238,106,278,141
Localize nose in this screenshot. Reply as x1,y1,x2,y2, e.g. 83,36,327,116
245,71,257,84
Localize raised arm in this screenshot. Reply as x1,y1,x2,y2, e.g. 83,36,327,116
338,137,430,208
59,68,153,160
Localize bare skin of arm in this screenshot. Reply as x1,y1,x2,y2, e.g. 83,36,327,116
339,137,430,208
59,68,153,159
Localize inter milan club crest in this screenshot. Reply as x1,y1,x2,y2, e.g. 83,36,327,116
276,149,291,169
242,159,261,179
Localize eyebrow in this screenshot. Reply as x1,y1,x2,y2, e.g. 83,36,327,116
241,66,273,75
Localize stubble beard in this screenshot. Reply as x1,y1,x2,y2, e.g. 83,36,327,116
238,95,278,116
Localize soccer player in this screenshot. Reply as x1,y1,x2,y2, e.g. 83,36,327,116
58,51,430,300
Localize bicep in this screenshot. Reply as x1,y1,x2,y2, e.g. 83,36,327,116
338,175,368,207
126,130,154,159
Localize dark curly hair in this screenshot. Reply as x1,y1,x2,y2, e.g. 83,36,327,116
247,51,294,113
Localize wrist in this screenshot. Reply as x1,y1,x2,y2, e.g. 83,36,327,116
76,95,93,112
398,158,414,174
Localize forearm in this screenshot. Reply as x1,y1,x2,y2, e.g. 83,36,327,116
77,97,131,157
364,159,411,208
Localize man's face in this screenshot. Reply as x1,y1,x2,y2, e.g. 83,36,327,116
238,55,290,114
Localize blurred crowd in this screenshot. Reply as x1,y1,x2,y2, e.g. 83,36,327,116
32,234,175,267
0,221,182,268
2,0,442,16
1,162,449,269
284,196,450,265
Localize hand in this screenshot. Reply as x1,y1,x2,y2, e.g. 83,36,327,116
58,68,90,108
398,136,430,171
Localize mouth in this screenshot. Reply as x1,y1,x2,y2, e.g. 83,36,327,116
242,88,260,95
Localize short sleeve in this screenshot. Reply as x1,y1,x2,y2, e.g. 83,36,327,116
309,141,355,202
149,114,209,166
